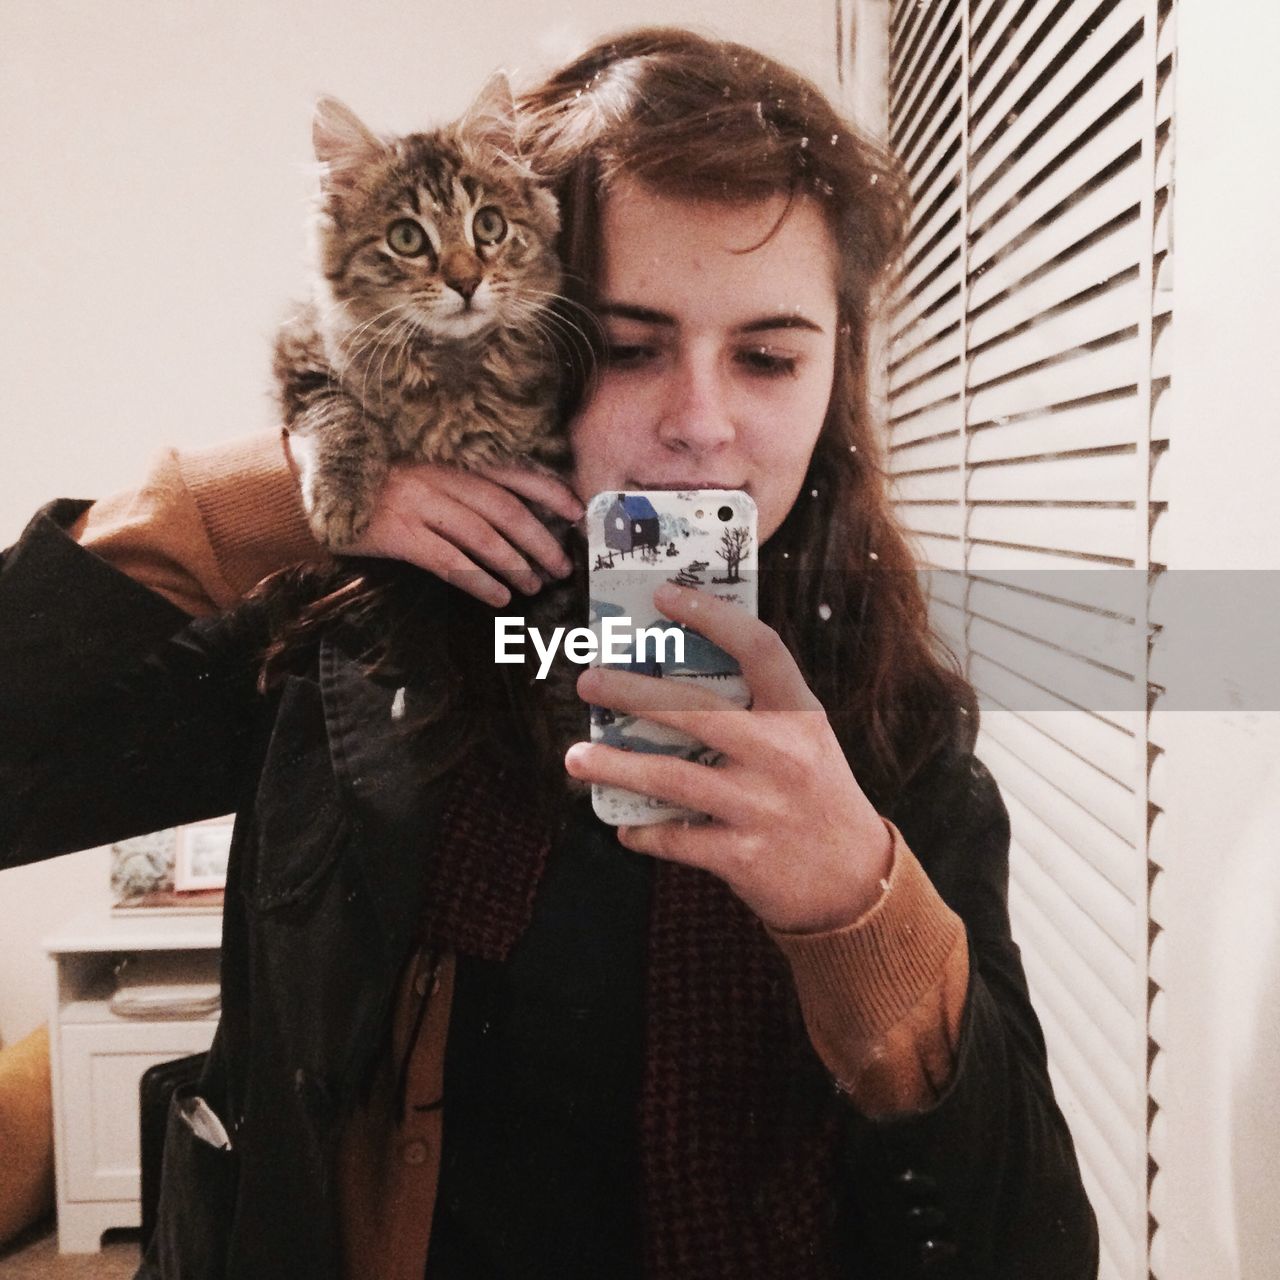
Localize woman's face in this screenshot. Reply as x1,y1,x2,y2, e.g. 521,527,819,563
569,179,840,544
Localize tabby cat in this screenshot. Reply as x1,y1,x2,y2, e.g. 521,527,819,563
274,76,566,547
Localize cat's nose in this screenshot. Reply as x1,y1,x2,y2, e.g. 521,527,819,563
440,249,482,302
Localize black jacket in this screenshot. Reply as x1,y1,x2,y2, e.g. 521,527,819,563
0,501,1099,1279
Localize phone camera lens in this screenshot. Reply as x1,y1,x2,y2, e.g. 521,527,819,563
717,505,734,522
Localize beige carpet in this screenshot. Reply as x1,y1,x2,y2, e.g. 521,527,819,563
0,1216,140,1278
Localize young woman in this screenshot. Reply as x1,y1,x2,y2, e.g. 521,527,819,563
0,27,1098,1280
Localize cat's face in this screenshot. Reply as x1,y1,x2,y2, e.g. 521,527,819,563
311,95,560,344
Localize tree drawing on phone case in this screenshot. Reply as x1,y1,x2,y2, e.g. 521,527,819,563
586,489,758,826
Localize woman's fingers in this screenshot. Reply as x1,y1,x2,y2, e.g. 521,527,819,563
368,511,515,608
412,489,546,597
615,818,734,874
345,460,584,603
443,469,577,580
564,740,739,825
575,665,762,759
652,583,822,714
469,462,585,523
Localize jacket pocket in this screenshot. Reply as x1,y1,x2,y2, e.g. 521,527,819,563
247,676,346,911
146,1085,238,1280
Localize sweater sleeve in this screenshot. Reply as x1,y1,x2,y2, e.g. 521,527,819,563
68,430,326,617
767,819,969,1118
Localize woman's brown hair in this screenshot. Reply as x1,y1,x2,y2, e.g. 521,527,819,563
258,26,977,813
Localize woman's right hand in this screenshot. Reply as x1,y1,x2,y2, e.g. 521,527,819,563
348,460,585,607
286,433,583,608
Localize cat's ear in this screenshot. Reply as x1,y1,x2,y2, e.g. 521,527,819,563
459,71,519,158
313,96,383,195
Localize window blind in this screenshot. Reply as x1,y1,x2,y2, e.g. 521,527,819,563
878,2,1174,1276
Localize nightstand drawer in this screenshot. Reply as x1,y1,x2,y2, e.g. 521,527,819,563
59,1019,217,1203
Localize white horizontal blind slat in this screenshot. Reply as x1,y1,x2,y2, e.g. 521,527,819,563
888,359,964,419
891,467,966,502
967,578,1143,688
887,394,965,447
889,431,965,473
898,502,967,538
969,224,1139,351
1013,821,1138,1008
966,450,1136,502
976,734,1142,908
892,6,963,138
1016,923,1146,1223
969,101,1141,266
899,77,964,180
980,698,1136,833
970,0,1059,101
972,1,1141,185
1011,862,1145,1121
975,683,1137,782
970,0,1142,193
908,531,965,570
891,0,957,93
889,329,962,395
970,0,1028,76
966,391,1140,460
968,273,1141,387
967,336,1138,425
969,164,1139,310
890,273,962,355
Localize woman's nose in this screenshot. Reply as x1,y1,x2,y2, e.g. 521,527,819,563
656,355,736,453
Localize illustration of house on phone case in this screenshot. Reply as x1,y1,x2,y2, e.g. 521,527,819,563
601,493,660,558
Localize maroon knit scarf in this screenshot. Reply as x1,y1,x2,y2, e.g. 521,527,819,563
419,749,848,1280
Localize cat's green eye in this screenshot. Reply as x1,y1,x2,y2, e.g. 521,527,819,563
472,206,507,246
387,218,430,258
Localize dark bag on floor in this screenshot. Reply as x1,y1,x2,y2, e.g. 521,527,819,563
138,1052,209,1255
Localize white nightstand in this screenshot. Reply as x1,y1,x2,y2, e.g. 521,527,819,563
43,906,221,1253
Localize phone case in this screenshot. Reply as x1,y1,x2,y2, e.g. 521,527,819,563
585,488,758,826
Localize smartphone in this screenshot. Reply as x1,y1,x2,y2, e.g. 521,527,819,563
585,488,758,826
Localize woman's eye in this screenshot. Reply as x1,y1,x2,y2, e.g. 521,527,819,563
387,218,430,257
738,347,799,378
473,206,508,245
603,343,656,368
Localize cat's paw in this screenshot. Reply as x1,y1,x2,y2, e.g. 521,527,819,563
311,491,373,547
302,482,373,550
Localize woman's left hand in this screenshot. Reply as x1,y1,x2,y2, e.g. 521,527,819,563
564,582,894,934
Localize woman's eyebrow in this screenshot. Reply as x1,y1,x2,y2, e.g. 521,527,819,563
737,314,826,335
598,302,826,335
597,302,675,327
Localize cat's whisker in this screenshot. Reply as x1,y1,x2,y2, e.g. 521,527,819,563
505,299,598,384
377,314,420,396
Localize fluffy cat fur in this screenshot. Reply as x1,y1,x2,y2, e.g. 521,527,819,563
274,77,567,547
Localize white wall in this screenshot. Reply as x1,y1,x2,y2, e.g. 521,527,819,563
1155,5,1280,1278
0,0,838,1047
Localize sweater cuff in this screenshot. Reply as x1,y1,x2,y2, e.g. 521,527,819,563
176,430,326,597
767,819,966,1054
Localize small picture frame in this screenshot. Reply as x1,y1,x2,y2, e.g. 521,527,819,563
174,818,234,892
